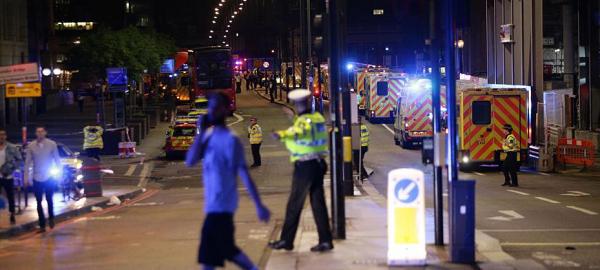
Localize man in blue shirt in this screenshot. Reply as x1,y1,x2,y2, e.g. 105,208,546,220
186,92,270,270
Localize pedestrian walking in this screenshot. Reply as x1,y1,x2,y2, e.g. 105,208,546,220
235,73,242,93
268,89,334,253
248,117,263,167
186,93,270,270
501,124,519,187
77,92,85,113
83,124,103,161
0,129,23,225
268,74,276,103
244,71,251,92
359,121,370,179
25,127,62,232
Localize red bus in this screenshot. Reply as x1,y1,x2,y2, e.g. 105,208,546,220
190,46,236,112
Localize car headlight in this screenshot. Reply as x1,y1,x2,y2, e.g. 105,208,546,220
462,156,470,163
50,166,61,177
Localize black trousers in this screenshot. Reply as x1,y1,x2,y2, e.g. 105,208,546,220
502,151,519,186
86,147,101,160
236,82,242,93
33,180,56,228
251,143,261,166
0,178,15,214
280,159,332,244
352,146,369,178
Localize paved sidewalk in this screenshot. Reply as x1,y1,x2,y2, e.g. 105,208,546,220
265,179,546,270
0,186,142,238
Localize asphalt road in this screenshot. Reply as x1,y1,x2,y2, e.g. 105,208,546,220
0,91,298,270
363,121,600,269
1,89,599,269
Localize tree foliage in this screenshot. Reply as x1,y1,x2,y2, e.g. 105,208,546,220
66,26,176,81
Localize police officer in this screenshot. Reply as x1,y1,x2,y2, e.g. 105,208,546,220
248,117,263,167
268,89,333,253
83,124,104,161
359,121,370,180
501,124,519,187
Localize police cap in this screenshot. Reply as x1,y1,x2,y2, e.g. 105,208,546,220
288,89,311,102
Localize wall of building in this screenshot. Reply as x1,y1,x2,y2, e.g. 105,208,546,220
0,0,30,128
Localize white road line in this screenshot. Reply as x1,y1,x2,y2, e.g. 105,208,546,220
538,172,551,176
506,189,529,196
382,124,394,135
474,172,485,176
229,113,244,127
124,165,137,176
137,163,153,187
501,242,600,247
566,206,599,215
480,228,600,233
535,196,561,204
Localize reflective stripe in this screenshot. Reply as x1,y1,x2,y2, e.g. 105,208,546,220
248,124,263,144
360,124,369,147
278,112,329,162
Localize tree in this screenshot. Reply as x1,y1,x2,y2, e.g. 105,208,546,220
66,26,176,82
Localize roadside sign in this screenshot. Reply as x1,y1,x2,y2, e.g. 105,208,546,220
160,59,174,74
5,82,42,98
106,67,128,86
0,63,40,85
388,168,426,266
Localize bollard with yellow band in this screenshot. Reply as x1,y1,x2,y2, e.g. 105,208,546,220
343,136,352,163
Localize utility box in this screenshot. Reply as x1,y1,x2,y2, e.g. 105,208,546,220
450,180,475,263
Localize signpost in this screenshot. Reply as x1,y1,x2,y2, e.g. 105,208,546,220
5,83,42,98
0,63,40,85
107,67,128,127
387,168,426,266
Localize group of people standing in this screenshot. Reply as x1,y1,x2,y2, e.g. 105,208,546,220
236,70,280,102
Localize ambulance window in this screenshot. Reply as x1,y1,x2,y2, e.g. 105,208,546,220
472,101,491,125
376,81,388,96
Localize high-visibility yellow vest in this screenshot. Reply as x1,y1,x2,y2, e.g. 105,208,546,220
360,124,369,147
83,126,104,149
277,112,328,162
502,134,519,152
248,124,263,144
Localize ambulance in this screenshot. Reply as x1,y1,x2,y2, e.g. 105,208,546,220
457,86,530,170
365,72,407,124
393,78,443,148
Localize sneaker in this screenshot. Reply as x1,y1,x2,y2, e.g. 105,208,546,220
310,242,334,252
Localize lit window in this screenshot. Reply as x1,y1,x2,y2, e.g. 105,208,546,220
373,9,384,15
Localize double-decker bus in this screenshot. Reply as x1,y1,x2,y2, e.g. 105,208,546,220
190,46,236,112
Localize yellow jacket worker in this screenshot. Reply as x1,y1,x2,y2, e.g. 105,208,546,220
501,124,519,187
83,125,103,161
268,89,333,253
248,117,263,167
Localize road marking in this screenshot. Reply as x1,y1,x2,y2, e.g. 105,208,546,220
473,172,485,176
480,228,600,232
501,242,600,247
561,191,591,197
506,189,529,196
535,196,561,204
229,113,244,127
124,165,137,176
566,206,599,215
532,252,581,268
137,163,153,187
487,210,524,221
382,124,394,135
538,172,551,176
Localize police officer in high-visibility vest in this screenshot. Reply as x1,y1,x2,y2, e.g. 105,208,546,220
83,124,104,161
268,89,333,253
359,121,370,179
501,124,519,187
248,117,263,167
